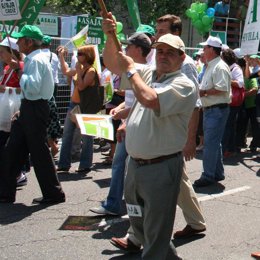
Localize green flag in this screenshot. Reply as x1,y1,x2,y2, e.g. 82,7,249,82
0,0,46,33
126,0,141,30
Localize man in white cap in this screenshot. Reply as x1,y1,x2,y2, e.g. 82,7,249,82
103,12,197,259
194,36,231,187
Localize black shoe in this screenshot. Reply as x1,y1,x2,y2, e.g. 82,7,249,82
0,196,15,203
56,167,70,172
193,178,214,187
215,176,225,182
32,196,65,205
75,168,91,173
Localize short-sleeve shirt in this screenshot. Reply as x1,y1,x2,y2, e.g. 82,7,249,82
244,78,258,108
230,63,244,88
125,67,197,159
200,56,231,107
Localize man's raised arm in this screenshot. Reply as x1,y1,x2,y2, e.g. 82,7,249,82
102,12,122,75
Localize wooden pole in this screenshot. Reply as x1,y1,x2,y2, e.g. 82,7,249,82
97,0,122,51
9,0,31,35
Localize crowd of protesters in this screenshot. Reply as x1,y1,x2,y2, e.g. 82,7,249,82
0,10,259,259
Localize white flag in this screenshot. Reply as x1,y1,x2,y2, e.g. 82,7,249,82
71,25,89,48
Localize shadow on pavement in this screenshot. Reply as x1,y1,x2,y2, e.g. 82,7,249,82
107,251,142,259
58,172,92,182
193,182,225,195
92,162,112,171
92,218,130,240
173,233,206,247
93,177,111,188
0,203,50,225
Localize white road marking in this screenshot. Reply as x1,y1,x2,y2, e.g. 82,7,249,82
198,186,251,202
97,186,251,226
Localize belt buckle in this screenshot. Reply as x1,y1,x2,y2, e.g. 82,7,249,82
138,159,146,166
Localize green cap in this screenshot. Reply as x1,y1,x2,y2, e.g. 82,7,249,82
136,24,155,36
11,25,43,41
250,54,260,59
42,35,52,45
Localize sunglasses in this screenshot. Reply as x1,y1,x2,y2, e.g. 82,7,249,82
77,52,85,56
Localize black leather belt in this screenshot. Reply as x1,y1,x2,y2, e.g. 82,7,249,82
204,103,228,110
21,98,47,103
132,151,182,166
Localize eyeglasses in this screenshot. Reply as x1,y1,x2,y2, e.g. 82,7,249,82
77,52,85,56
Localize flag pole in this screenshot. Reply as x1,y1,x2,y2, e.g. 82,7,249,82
9,0,31,35
97,0,122,51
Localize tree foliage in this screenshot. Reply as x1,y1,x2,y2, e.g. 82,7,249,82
45,0,187,23
138,0,187,24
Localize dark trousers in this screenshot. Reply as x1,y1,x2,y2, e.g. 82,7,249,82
236,106,260,149
222,106,241,152
0,99,64,200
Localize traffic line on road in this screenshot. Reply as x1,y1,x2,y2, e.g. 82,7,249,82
97,186,251,227
198,186,251,202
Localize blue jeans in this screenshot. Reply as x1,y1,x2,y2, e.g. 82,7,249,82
58,102,93,169
102,139,128,214
202,107,229,182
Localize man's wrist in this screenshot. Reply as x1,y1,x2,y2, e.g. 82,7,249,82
126,68,137,79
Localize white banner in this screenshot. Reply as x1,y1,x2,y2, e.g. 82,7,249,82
240,0,260,55
36,14,58,36
0,0,21,21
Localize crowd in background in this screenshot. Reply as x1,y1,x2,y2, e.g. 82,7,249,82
0,10,259,259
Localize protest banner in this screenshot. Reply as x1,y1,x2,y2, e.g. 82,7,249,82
0,0,46,33
77,15,105,52
0,0,21,21
240,0,260,55
76,114,114,141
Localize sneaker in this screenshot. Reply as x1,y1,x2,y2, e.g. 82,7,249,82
89,205,119,216
17,173,27,187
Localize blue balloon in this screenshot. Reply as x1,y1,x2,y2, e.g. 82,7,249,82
206,7,215,17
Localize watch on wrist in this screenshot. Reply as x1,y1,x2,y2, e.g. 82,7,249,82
126,68,137,79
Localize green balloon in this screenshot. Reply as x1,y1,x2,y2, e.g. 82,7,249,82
194,20,203,30
117,32,126,41
200,3,208,12
185,9,192,18
191,2,200,12
202,15,211,25
203,24,212,32
190,10,199,21
116,22,123,33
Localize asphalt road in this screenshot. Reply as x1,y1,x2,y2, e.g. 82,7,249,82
0,143,259,260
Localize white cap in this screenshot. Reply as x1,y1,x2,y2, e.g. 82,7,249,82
0,37,19,51
222,44,229,50
233,48,244,59
152,34,185,53
200,36,222,48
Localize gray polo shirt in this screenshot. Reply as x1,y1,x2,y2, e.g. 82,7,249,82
124,67,197,159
